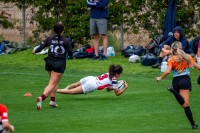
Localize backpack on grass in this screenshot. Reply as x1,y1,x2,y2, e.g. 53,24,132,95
141,53,157,66
122,45,146,57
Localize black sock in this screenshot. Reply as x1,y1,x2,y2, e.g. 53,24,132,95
158,57,163,64
170,89,185,105
184,106,195,125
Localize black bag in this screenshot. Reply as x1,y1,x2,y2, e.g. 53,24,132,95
123,45,146,57
145,35,163,56
121,45,135,55
141,53,157,66
73,45,94,59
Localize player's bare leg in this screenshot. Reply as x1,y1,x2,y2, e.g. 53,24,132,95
67,82,81,89
57,86,84,94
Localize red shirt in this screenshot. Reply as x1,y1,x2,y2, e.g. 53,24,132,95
198,40,200,48
0,104,8,123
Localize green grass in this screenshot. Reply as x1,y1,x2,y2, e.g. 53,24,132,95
0,49,200,133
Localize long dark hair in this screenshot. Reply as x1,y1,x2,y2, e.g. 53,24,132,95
109,64,123,79
54,22,64,53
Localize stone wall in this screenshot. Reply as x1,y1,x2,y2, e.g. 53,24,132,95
0,3,36,43
114,31,151,48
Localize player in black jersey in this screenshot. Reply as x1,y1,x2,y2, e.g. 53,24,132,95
32,22,73,111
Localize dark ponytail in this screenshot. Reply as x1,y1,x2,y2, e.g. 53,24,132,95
53,22,64,53
57,35,61,53
109,64,123,79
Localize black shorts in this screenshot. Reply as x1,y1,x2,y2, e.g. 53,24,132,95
172,75,192,92
44,57,66,73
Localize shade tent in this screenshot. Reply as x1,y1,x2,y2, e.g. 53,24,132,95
163,0,176,42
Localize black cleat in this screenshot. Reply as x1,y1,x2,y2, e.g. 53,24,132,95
167,85,173,91
92,55,100,60
99,55,108,60
192,123,198,129
152,63,161,68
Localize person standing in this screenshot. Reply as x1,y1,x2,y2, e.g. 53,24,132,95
156,41,200,129
152,26,194,68
87,0,109,60
32,23,73,111
0,104,15,132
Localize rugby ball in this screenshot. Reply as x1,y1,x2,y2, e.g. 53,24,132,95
117,80,125,90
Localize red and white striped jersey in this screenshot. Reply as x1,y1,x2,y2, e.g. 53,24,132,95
96,73,118,90
0,104,8,123
0,104,9,132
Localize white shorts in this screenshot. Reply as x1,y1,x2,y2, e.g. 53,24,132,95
80,76,98,94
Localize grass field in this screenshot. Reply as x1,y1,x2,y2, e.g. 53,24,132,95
0,49,200,133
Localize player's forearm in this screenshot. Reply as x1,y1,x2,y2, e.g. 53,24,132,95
3,122,14,132
115,84,128,96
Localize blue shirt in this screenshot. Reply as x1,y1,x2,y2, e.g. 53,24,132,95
87,0,109,19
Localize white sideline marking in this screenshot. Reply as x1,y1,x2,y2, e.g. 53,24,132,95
0,72,43,76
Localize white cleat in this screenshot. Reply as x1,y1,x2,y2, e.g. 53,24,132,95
49,101,58,107
37,97,42,111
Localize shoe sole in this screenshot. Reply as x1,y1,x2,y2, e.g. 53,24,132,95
49,105,58,108
37,97,42,111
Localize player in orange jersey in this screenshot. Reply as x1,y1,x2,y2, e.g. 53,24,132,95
156,41,200,129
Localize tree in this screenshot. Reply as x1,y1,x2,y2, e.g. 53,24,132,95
0,15,13,29
1,0,200,44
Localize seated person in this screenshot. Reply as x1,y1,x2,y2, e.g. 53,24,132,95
152,26,194,68
195,40,200,65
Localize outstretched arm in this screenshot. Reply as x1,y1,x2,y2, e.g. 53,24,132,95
32,37,49,54
114,80,128,96
156,65,171,81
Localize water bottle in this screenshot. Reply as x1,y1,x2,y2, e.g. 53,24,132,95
106,46,115,56
197,57,200,65
161,61,167,72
